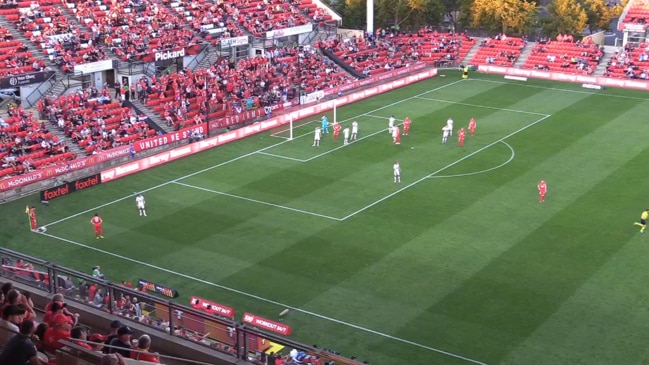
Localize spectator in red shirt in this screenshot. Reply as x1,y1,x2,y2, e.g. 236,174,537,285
43,314,72,350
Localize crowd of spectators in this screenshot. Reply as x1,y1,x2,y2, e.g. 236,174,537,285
0,281,167,364
4,1,109,73
0,103,71,179
472,33,526,66
144,46,353,129
524,35,603,74
603,42,649,79
168,0,243,45
38,85,156,155
0,26,46,78
70,0,202,61
233,0,311,37
324,27,475,76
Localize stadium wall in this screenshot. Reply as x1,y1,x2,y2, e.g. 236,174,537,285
477,65,649,89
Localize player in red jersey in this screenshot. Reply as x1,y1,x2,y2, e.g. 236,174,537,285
392,125,401,144
90,213,104,239
468,118,476,136
403,117,412,135
538,180,547,202
457,128,466,146
332,121,341,140
29,206,37,231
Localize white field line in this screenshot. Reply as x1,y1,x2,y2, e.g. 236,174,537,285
173,181,342,221
270,119,319,139
427,141,515,179
43,79,465,229
256,151,308,162
34,230,491,365
469,78,649,101
363,114,391,120
415,96,550,116
340,115,551,221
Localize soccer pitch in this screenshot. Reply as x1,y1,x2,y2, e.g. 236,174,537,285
6,70,649,365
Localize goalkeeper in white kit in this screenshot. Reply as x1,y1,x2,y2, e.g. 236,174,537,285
136,194,147,216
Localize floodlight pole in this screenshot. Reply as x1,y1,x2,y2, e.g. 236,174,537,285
367,0,374,34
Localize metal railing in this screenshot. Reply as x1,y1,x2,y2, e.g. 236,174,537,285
22,71,58,107
0,248,365,365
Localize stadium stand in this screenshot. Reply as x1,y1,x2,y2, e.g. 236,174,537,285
144,47,354,129
167,0,244,46
619,0,649,28
67,0,201,61
0,103,72,179
38,89,156,155
471,34,526,66
603,42,649,79
0,0,109,73
0,26,46,78
325,28,475,75
522,37,603,74
231,0,311,37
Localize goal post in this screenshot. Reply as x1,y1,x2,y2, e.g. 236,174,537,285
289,115,293,141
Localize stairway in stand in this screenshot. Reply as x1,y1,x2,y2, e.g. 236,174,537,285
129,98,175,134
460,40,481,66
514,43,534,68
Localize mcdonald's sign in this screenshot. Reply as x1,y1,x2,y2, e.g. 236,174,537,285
137,278,179,298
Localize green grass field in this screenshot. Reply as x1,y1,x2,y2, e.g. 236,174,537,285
5,70,649,365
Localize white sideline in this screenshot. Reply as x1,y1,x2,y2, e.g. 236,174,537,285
415,96,551,116
339,115,551,221
173,181,343,221
35,230,491,365
44,79,465,229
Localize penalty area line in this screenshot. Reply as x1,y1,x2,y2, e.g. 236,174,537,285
414,96,551,116
173,181,342,221
256,151,308,162
35,230,491,365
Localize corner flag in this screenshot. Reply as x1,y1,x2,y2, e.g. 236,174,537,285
25,205,31,230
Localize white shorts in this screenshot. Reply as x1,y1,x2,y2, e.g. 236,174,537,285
137,203,145,209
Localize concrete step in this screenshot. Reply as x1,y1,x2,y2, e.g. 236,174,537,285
129,99,174,133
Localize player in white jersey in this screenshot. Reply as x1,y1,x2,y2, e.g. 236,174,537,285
393,161,401,183
351,121,358,141
343,127,350,145
135,194,147,216
313,127,321,146
446,118,454,136
442,125,451,143
388,115,395,134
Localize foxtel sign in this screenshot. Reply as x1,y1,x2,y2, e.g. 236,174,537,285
100,68,439,183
